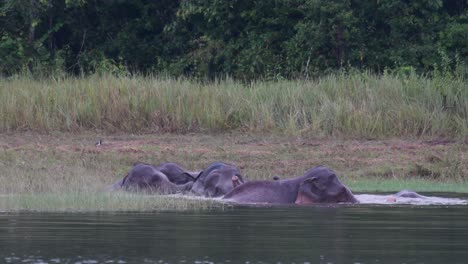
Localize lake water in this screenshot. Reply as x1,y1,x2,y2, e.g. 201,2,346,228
1,202,468,263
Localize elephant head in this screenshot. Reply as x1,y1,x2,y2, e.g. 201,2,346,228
191,162,245,197
131,162,199,185
155,162,200,185
122,163,193,194
295,166,358,204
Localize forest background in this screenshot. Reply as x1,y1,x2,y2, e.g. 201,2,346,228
1,0,466,79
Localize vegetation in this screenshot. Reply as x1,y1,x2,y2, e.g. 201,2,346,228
0,1,467,212
0,133,466,211
0,0,466,79
1,72,467,137
0,193,224,212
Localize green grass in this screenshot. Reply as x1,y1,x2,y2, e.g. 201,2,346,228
0,193,224,212
0,72,466,137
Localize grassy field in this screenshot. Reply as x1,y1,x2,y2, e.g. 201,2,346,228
1,72,467,137
0,72,466,211
0,133,466,211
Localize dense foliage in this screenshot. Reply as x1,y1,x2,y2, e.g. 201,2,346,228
0,0,467,79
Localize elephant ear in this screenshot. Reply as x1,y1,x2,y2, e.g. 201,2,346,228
234,173,245,183
303,176,327,191
295,177,320,204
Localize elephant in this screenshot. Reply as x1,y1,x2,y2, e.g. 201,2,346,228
111,163,193,194
223,166,358,204
355,190,467,205
191,162,245,197
379,189,428,203
105,162,198,192
151,162,200,185
393,189,426,199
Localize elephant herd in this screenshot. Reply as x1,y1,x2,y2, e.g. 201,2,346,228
108,161,360,204
107,161,434,205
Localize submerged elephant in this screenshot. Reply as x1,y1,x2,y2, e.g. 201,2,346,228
223,166,358,204
393,189,426,199
191,162,245,197
106,163,194,194
355,190,467,205
151,162,199,184
119,163,193,194
378,190,427,203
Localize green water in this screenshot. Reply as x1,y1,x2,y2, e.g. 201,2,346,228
1,204,468,263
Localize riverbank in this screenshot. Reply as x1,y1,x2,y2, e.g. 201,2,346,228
0,132,466,211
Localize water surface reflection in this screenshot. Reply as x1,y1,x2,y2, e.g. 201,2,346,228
1,203,468,263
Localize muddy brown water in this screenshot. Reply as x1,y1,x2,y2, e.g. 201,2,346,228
1,193,468,264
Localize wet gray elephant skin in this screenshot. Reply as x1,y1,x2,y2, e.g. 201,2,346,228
191,162,245,197
394,189,426,198
118,163,193,194
355,190,466,205
223,166,358,204
150,162,199,184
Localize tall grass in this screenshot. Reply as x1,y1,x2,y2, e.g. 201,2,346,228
0,72,466,137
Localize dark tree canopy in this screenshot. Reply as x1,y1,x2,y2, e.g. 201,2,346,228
0,0,466,79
